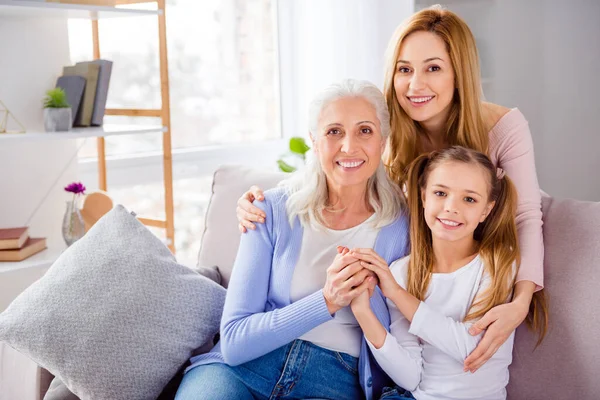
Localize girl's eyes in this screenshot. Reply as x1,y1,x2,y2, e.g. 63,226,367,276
428,65,441,72
398,66,411,73
433,191,477,203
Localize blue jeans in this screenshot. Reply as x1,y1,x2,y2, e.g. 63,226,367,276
379,386,416,400
175,339,363,400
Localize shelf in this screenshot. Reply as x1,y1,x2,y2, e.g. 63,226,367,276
0,245,64,274
0,124,167,143
0,1,162,19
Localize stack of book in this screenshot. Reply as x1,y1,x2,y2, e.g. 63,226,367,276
0,227,47,262
56,59,113,127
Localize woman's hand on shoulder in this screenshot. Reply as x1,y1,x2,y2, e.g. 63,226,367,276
236,185,266,233
463,299,528,372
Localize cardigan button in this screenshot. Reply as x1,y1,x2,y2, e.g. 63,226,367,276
367,377,373,387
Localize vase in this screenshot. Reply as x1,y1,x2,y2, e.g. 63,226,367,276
44,108,72,132
62,201,85,246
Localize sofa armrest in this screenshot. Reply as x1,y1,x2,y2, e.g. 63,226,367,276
0,341,50,400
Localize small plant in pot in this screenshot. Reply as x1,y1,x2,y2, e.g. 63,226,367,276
43,88,72,132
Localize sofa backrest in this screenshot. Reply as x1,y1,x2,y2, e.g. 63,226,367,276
199,165,600,397
506,195,600,399
197,165,285,288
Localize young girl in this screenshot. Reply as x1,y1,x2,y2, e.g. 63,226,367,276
347,146,535,400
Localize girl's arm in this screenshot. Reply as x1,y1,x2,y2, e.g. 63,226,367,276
220,195,333,366
352,297,423,392
386,273,494,364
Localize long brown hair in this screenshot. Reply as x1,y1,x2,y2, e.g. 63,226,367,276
406,146,548,343
384,6,488,184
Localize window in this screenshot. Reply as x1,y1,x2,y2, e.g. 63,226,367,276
69,0,281,263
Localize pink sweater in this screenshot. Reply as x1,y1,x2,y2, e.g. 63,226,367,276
488,108,544,289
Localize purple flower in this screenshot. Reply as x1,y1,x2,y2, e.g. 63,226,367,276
64,182,86,195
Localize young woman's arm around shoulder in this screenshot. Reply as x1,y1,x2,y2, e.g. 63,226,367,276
465,102,546,372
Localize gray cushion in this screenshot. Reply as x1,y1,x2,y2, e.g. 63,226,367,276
0,205,226,400
190,264,222,285
507,195,600,398
197,164,285,287
43,377,79,400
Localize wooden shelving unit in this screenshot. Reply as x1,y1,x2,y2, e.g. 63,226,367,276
0,0,176,253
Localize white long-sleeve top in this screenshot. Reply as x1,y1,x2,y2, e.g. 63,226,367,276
367,255,515,400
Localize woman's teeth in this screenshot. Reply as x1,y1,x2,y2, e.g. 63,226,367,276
337,161,364,168
410,96,433,103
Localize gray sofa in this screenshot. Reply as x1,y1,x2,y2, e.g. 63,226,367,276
3,164,600,399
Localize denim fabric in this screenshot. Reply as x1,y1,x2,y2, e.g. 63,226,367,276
379,386,416,400
175,339,363,400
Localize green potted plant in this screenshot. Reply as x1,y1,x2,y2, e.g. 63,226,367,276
43,88,72,132
277,137,311,172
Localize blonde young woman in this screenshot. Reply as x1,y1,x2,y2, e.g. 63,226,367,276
236,6,547,371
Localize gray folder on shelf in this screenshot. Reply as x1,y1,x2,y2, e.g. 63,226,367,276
78,59,113,126
55,75,86,124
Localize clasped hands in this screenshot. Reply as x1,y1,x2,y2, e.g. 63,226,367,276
323,247,397,315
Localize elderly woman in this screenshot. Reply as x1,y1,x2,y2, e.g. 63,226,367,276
175,79,409,400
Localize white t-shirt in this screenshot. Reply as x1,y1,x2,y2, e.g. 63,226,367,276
290,214,379,357
368,255,515,400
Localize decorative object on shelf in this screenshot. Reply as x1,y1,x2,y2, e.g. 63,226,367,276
80,190,114,232
0,100,26,134
62,181,86,246
43,88,72,132
277,137,311,173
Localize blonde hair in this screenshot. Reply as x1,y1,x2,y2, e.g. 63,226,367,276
280,79,404,230
405,146,548,343
383,5,488,184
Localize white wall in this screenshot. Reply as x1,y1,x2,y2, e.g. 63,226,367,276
0,17,78,249
540,0,600,201
278,0,414,139
454,0,600,201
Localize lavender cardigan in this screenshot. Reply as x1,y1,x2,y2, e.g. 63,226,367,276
186,187,409,400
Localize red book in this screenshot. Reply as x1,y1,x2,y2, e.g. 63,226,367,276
0,227,29,250
0,238,47,262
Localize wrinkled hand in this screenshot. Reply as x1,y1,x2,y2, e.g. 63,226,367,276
236,185,265,233
464,300,529,372
348,248,400,298
322,248,375,314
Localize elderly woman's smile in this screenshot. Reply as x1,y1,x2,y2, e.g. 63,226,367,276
312,96,385,191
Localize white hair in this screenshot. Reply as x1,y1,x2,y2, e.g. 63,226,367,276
280,78,405,230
